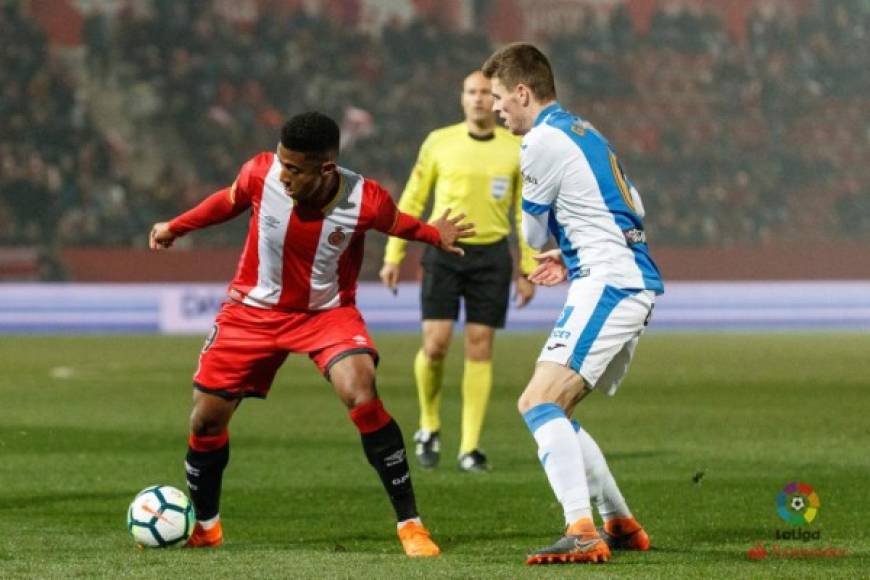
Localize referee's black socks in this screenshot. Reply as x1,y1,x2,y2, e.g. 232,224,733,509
350,399,418,522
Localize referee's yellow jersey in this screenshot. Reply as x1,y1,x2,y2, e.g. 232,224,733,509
384,122,537,274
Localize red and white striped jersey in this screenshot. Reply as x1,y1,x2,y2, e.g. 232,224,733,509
221,152,408,311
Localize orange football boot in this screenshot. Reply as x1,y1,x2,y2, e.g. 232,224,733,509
186,521,223,548
397,521,441,557
600,516,650,551
526,517,611,565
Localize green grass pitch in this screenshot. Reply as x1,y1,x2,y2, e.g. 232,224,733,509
1,333,868,578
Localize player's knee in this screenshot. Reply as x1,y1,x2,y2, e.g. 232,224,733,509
328,353,378,408
516,375,562,415
422,341,449,361
189,412,227,437
517,391,536,415
344,386,377,409
465,330,494,361
189,390,237,436
334,374,378,409
465,342,492,362
189,405,231,437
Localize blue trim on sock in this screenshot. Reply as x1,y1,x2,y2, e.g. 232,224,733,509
522,403,566,434
571,419,581,432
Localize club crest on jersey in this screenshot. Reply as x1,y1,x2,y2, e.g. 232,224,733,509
328,226,347,246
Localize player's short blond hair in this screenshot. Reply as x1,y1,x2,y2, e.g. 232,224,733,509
482,43,556,101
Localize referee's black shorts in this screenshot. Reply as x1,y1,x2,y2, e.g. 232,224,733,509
420,238,513,329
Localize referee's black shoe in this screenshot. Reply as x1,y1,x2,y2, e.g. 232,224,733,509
413,430,440,469
458,449,489,473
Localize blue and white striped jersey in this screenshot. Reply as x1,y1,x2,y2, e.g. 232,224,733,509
520,102,664,294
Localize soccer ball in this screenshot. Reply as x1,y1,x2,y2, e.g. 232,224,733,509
127,485,195,548
790,495,806,511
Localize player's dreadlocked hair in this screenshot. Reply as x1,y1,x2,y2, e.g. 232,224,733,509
281,111,340,160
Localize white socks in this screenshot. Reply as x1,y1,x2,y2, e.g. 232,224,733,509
199,514,220,530
574,421,631,520
523,403,592,525
397,517,422,530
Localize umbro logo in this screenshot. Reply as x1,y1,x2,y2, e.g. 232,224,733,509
384,449,406,467
546,343,566,351
263,215,281,229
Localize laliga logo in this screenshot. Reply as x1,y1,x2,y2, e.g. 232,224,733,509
777,481,820,526
746,482,846,560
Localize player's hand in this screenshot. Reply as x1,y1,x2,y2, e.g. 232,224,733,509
432,208,475,256
513,275,536,308
149,222,177,250
527,249,567,286
379,262,400,296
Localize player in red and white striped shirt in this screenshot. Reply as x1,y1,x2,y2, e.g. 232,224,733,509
149,112,473,556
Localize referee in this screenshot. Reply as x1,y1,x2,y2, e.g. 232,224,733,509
379,71,536,472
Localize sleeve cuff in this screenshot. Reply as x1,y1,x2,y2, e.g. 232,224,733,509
522,197,551,216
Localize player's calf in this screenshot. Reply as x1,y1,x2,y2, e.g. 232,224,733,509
350,398,441,555
185,431,230,537
350,398,418,521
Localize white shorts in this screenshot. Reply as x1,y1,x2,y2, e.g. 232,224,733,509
537,278,655,395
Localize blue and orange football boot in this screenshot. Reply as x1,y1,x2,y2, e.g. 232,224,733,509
526,517,611,565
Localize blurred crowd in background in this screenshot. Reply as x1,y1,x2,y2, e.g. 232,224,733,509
1,0,867,263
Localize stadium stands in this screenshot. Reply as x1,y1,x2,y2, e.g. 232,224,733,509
0,0,867,280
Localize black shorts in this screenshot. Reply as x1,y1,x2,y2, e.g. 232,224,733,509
421,238,513,329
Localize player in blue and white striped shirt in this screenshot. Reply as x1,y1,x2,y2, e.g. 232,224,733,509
483,42,662,565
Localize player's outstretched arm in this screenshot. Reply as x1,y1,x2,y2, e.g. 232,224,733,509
527,249,567,286
382,206,474,256
149,187,250,251
430,209,475,256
